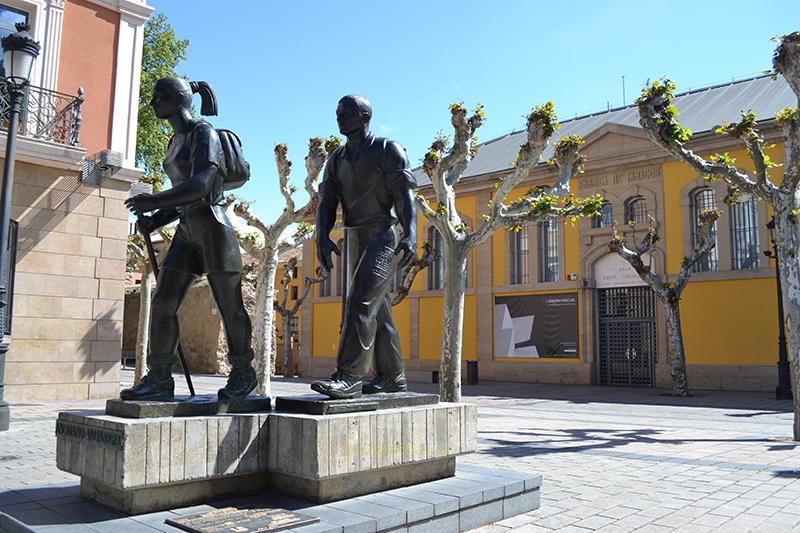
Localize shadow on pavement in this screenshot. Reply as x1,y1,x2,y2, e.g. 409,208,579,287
478,426,778,459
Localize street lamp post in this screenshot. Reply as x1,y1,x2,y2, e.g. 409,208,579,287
764,216,793,400
0,23,40,432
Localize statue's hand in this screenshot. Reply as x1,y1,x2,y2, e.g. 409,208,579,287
124,193,158,216
394,236,416,270
136,215,156,235
316,236,341,271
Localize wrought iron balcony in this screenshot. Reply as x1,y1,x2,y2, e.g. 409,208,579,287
0,81,83,146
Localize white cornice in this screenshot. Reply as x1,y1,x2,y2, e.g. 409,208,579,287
81,0,153,22
0,133,85,171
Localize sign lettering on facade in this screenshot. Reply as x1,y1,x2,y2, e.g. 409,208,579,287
594,253,651,289
578,165,662,191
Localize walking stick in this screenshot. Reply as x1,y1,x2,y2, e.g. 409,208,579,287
137,217,196,397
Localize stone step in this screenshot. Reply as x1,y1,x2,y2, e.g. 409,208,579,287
0,464,542,533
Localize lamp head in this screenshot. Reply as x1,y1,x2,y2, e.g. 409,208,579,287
1,23,40,86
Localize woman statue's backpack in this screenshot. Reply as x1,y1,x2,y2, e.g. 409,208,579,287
217,129,250,190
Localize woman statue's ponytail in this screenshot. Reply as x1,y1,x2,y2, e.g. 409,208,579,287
190,81,218,116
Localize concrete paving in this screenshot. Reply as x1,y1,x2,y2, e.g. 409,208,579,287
1,370,799,532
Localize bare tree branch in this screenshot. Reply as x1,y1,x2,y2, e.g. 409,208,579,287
674,209,719,296
290,266,327,316
391,241,436,306
636,80,778,203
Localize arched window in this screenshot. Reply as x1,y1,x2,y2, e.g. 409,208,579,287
730,196,760,270
427,226,444,290
538,219,559,282
591,201,614,229
625,196,648,225
691,188,719,272
509,225,529,284
319,265,331,297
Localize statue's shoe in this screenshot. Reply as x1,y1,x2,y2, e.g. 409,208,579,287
311,371,362,399
362,373,408,394
218,366,257,400
120,374,174,401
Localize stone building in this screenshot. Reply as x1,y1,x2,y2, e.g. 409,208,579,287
302,75,793,392
2,0,152,400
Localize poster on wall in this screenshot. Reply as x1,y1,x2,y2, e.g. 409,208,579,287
495,292,579,358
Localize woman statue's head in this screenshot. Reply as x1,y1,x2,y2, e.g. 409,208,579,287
150,77,218,119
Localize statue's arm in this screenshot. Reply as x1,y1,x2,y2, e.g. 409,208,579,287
385,141,417,244
385,141,417,268
144,163,218,210
151,208,179,228
315,156,341,271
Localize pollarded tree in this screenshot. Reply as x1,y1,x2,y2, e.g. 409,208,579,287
418,103,603,402
609,212,719,396
636,32,800,438
126,228,172,385
232,137,340,397
274,258,326,378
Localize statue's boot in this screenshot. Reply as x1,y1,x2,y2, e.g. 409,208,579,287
120,354,175,401
311,371,362,399
362,372,408,394
218,349,257,400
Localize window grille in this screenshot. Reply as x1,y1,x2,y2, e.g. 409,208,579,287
428,226,444,290
731,196,760,270
319,270,331,297
538,220,559,283
509,225,529,284
691,188,719,272
592,201,614,228
625,197,648,225
335,238,344,296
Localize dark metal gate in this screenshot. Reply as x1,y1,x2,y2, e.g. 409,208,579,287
597,287,656,387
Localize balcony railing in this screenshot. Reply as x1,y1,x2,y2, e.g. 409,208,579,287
0,81,83,147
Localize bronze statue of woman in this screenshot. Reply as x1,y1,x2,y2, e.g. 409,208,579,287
121,77,256,401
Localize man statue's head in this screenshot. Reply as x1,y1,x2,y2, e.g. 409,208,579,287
337,95,372,135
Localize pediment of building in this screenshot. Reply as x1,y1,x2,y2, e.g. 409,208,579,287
580,122,655,162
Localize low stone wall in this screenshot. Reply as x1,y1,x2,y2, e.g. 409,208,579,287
123,280,225,374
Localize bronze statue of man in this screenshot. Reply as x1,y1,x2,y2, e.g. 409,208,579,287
312,95,417,399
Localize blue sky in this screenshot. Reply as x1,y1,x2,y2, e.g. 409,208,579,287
148,0,798,222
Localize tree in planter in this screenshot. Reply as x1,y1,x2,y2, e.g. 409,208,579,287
126,229,172,385
231,137,340,396
609,212,719,396
635,32,800,438
274,257,327,378
418,102,603,401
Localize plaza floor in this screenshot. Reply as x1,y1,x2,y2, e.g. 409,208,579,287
1,371,799,532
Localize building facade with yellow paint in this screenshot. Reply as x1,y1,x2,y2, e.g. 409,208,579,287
299,75,794,392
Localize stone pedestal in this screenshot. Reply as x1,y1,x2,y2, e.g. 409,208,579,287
56,410,268,514
56,400,477,514
266,401,476,502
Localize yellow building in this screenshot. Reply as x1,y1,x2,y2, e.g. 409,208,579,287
273,246,304,375
300,75,793,391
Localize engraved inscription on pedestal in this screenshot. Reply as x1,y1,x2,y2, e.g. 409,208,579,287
165,507,319,533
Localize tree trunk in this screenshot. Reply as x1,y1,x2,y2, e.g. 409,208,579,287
662,299,690,397
283,310,293,379
440,242,468,402
134,265,152,385
253,241,279,397
775,208,800,440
